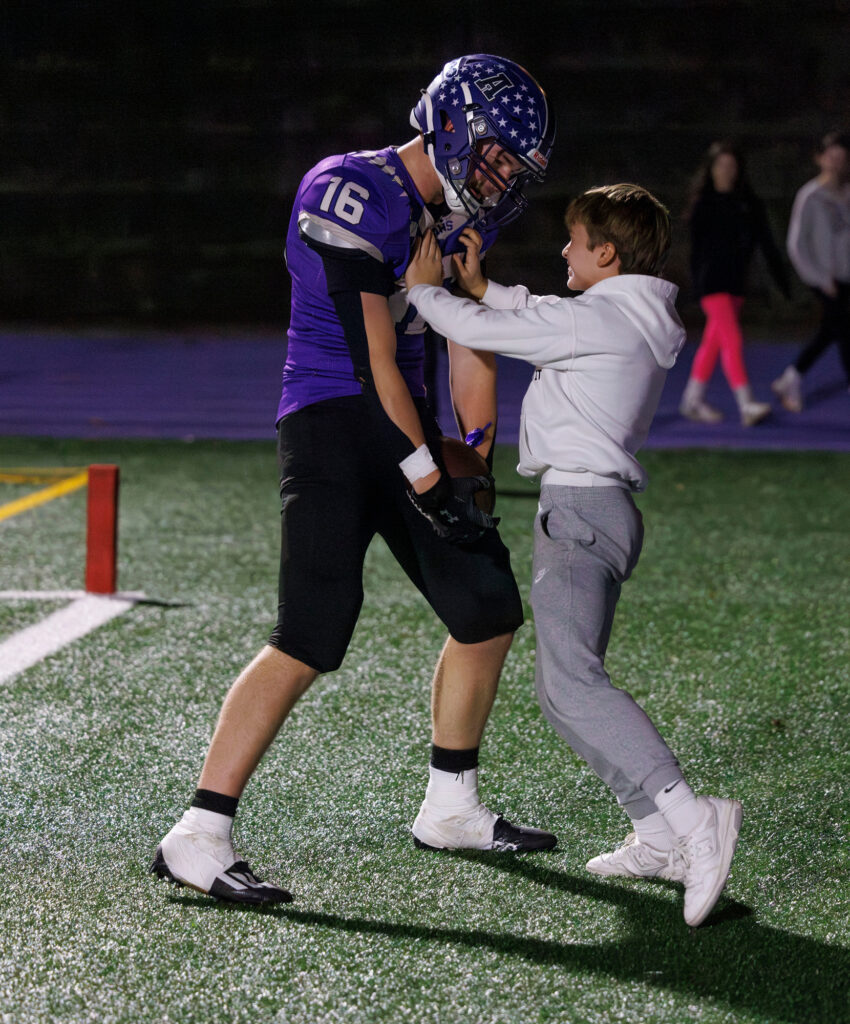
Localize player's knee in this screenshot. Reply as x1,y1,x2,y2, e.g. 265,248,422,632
480,630,515,664
266,629,345,675
446,604,523,645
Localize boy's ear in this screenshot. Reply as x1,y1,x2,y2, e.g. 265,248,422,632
597,242,619,269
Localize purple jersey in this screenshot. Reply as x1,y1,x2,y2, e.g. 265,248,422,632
277,146,498,422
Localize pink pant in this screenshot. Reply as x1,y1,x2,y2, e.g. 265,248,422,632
690,293,749,389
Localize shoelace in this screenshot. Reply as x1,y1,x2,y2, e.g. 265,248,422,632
631,843,667,869
615,833,682,876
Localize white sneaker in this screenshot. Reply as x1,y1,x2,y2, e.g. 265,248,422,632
151,820,292,904
679,398,724,424
412,800,557,852
586,832,685,882
739,400,771,427
771,367,803,412
679,796,742,927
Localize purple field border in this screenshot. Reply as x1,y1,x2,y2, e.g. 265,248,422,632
1,328,848,451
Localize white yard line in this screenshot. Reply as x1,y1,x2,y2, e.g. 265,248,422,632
0,592,145,684
0,590,145,600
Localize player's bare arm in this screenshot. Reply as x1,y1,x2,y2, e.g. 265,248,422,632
449,233,496,461
360,291,438,493
405,230,496,460
447,342,497,461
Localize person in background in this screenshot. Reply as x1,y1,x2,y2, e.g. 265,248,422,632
679,140,790,426
773,130,850,411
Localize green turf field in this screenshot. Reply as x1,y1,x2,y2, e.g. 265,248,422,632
1,436,848,1024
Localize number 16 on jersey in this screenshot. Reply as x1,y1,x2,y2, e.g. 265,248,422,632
319,177,370,226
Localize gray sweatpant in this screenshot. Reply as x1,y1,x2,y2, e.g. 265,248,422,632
531,484,683,820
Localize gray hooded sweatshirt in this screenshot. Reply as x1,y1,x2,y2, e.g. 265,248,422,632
408,275,686,492
786,177,850,292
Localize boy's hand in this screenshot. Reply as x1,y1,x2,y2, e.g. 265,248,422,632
405,230,444,290
452,228,488,300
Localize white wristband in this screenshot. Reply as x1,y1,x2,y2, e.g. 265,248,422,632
399,443,439,485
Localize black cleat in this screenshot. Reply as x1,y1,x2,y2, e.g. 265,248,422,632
412,800,557,852
150,841,292,906
491,815,558,852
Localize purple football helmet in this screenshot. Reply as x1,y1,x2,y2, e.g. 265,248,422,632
410,54,555,228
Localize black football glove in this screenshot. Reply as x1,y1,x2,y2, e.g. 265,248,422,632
408,472,499,545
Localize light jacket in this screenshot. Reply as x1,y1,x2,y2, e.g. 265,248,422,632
786,178,850,292
408,275,686,491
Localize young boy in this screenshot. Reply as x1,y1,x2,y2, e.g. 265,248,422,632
404,183,743,928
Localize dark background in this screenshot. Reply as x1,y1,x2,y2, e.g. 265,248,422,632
3,0,850,329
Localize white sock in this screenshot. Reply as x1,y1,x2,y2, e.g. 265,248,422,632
652,779,703,838
733,384,754,410
424,765,480,811
631,811,676,851
180,805,233,837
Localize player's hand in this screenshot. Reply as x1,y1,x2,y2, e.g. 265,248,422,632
405,230,444,290
408,472,499,545
451,228,488,300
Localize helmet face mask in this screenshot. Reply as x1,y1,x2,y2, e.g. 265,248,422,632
411,54,555,229
463,138,533,227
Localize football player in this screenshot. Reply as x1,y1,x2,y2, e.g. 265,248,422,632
152,55,556,904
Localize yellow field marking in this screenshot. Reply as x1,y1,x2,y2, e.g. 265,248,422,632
0,470,89,522
0,467,85,484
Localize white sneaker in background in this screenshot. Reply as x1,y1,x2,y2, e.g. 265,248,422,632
679,398,725,424
739,400,772,427
771,366,803,412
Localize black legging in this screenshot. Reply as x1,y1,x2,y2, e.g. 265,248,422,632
795,283,850,382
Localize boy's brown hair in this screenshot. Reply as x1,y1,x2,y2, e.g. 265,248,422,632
565,183,671,276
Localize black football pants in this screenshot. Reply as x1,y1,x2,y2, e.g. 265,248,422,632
268,396,523,673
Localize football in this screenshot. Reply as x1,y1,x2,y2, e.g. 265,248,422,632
439,435,495,514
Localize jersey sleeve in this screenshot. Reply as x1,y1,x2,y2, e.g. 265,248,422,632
297,156,413,285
